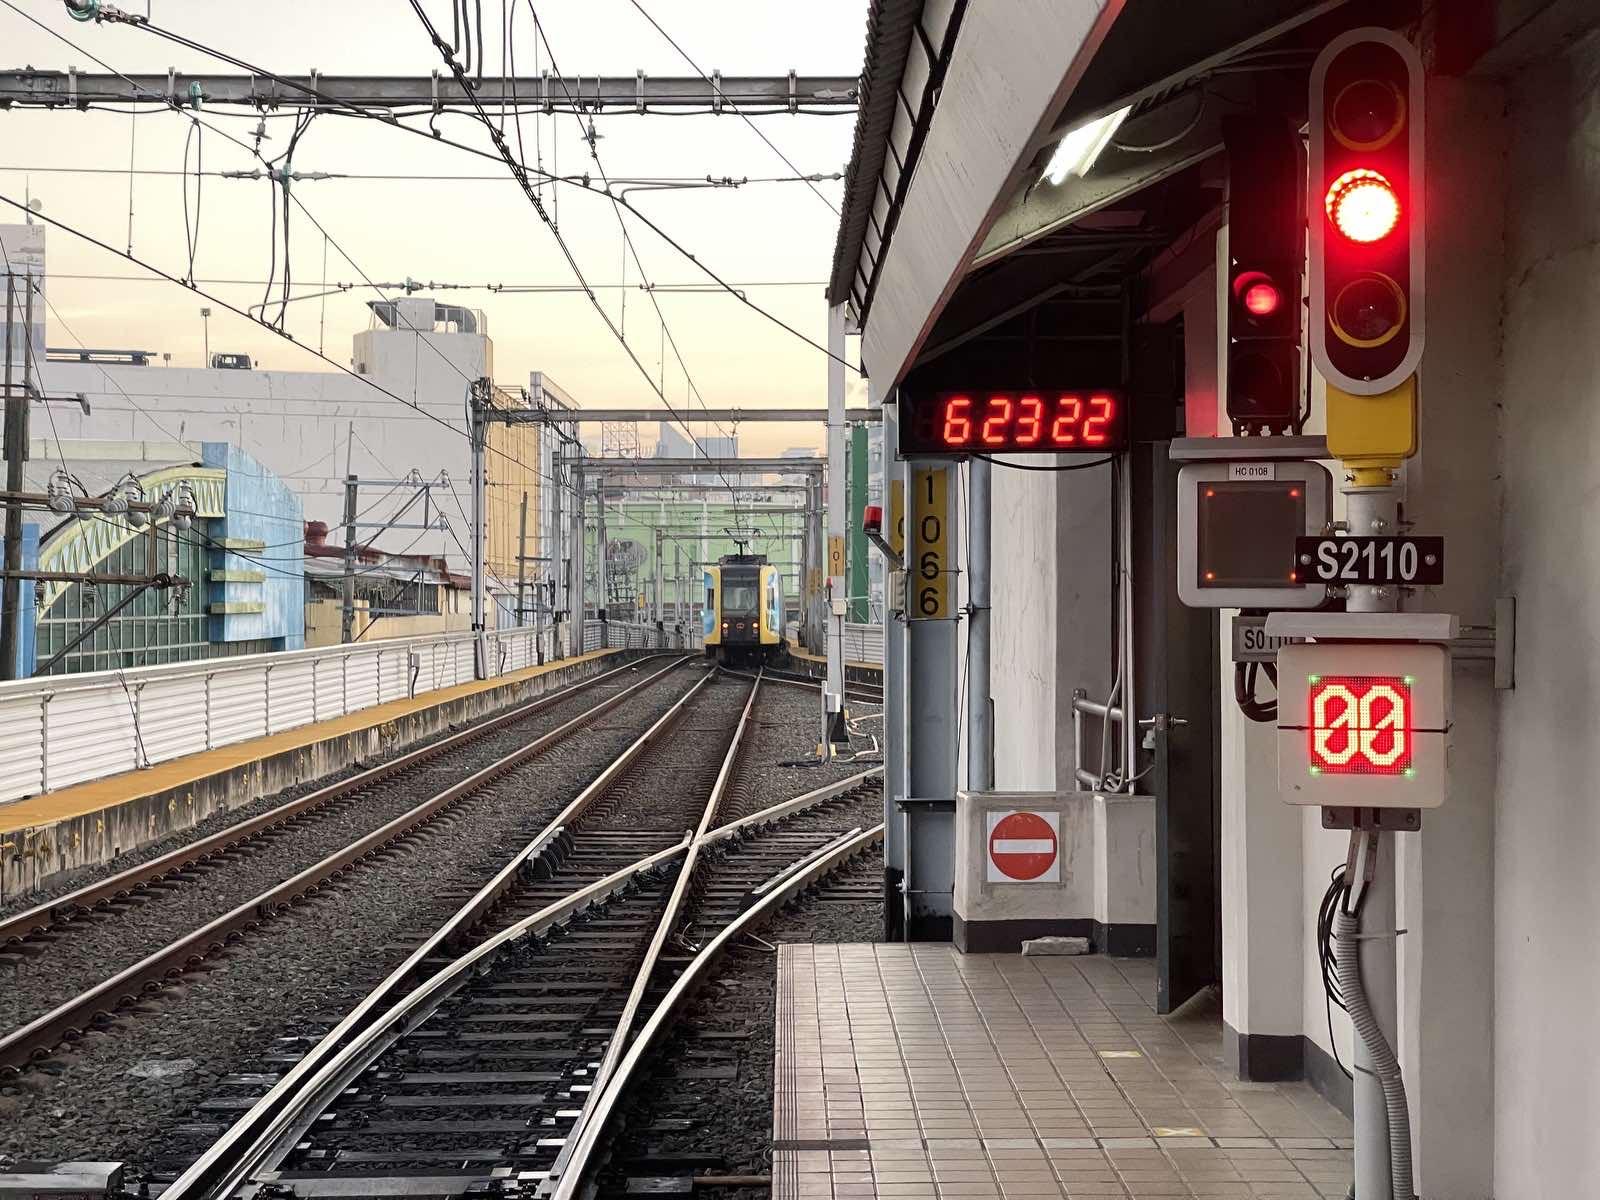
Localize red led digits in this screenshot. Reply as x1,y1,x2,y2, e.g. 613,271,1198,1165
942,395,973,445
1308,675,1413,776
1050,395,1083,445
980,395,1013,446
1016,395,1044,446
923,390,1124,453
1083,394,1115,445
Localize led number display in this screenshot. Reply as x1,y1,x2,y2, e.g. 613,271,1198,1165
901,390,1128,456
1307,675,1413,777
1277,642,1449,809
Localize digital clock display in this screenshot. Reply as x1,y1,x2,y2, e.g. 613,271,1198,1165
900,390,1128,456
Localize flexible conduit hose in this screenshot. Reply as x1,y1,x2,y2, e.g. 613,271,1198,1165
1334,909,1416,1200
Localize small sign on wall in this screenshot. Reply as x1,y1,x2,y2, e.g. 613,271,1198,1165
986,809,1061,883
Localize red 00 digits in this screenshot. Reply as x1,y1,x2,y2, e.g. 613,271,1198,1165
932,391,1120,452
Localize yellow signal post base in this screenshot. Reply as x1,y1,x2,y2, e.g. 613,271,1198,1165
1326,375,1417,472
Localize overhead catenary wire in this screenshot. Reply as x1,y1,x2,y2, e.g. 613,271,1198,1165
625,0,840,215
63,3,859,371
403,0,747,527
523,5,739,492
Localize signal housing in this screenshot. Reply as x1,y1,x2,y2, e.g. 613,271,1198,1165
1309,27,1425,396
1223,114,1305,435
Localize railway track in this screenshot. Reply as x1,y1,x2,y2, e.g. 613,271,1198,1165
0,655,701,1075
148,666,883,1198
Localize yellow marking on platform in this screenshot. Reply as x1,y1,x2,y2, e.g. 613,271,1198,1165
0,649,622,834
785,645,882,674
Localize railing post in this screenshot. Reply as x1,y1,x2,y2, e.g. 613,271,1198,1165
39,694,52,793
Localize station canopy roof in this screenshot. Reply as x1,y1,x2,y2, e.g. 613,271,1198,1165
829,0,1425,389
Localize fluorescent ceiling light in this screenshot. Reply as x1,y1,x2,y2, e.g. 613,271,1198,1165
1041,106,1132,185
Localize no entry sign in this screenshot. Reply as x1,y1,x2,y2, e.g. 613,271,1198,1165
986,810,1060,883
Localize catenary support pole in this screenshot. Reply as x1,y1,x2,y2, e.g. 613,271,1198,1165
339,473,357,644
569,463,586,657
548,420,565,659
0,278,23,680
469,380,489,679
824,304,848,751
516,490,529,628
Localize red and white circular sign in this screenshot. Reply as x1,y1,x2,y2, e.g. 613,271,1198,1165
987,810,1059,882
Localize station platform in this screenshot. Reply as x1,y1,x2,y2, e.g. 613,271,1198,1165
773,944,1351,1200
786,644,884,684
0,648,625,897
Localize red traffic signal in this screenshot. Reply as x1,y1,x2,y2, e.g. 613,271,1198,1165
1309,28,1424,396
1222,115,1304,435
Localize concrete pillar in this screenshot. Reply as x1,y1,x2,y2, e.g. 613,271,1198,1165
1392,72,1502,1198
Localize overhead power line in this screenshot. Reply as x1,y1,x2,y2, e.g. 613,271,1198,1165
29,0,858,371
625,0,842,215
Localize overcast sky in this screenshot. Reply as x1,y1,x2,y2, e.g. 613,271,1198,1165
1,0,869,454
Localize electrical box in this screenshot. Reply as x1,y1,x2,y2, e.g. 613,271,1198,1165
1177,460,1332,609
1277,641,1450,808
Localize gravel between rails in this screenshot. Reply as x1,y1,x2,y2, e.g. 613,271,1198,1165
599,848,884,1199
0,660,699,1040
0,663,724,1164
720,683,882,824
0,656,682,921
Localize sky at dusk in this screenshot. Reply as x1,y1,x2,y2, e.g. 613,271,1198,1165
1,0,871,455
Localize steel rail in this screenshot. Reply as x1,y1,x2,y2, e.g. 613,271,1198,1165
0,654,677,946
583,671,762,1102
0,657,695,1074
547,822,886,1200
171,842,692,1200
161,667,725,1200
177,673,878,1200
706,765,883,845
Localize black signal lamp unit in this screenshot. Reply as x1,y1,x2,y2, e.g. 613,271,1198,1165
1309,28,1425,396
1222,114,1306,436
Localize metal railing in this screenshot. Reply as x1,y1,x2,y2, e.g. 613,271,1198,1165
0,624,576,806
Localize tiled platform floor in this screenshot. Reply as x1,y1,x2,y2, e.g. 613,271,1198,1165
773,944,1351,1200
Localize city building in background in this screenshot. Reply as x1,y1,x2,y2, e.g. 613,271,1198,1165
302,519,472,646
16,439,303,676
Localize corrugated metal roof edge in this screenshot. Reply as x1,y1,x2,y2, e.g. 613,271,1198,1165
826,0,924,309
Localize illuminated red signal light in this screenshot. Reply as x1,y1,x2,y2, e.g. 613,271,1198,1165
1325,168,1399,243
1241,277,1282,317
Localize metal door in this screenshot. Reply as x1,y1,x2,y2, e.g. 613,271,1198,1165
1134,442,1222,1014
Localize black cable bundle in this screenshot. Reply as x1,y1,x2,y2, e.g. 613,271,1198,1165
1234,660,1279,722
1318,863,1357,1080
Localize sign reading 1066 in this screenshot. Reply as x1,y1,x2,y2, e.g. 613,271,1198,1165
910,466,951,619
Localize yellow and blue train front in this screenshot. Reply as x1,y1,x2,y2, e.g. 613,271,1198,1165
716,562,764,654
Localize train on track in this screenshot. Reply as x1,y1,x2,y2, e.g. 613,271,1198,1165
702,551,785,666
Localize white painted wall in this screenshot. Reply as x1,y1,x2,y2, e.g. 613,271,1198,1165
38,300,491,567
992,457,1058,790
1493,27,1600,1197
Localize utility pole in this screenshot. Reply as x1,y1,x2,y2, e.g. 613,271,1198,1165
825,301,849,754
653,527,665,647
597,496,609,645
0,278,25,680
568,464,586,657
340,473,358,643
200,306,211,367
468,378,490,680
516,489,529,628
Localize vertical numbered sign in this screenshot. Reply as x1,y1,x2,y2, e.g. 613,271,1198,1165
911,466,951,619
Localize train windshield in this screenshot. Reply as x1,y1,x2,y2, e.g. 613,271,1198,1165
723,580,759,613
